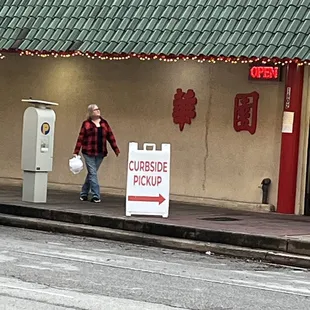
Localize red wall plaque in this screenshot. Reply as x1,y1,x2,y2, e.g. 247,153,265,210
249,64,281,81
172,88,197,131
233,91,259,135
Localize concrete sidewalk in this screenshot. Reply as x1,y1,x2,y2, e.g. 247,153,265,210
1,184,310,268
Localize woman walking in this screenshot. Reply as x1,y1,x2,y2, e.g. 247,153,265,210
73,104,120,203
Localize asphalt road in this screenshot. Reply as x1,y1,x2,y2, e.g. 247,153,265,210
0,226,310,310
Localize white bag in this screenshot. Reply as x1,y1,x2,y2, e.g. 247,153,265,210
69,155,84,174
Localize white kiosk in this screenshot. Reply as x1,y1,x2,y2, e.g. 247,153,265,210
21,99,58,203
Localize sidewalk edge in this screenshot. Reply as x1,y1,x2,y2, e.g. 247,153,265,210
0,213,309,269
0,203,289,253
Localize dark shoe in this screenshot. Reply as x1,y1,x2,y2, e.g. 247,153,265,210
80,196,88,201
91,197,101,203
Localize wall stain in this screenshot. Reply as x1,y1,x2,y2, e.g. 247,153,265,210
202,67,213,191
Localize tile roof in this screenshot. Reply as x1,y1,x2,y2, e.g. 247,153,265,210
0,0,309,61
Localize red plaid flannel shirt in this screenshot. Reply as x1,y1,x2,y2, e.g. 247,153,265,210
74,117,119,157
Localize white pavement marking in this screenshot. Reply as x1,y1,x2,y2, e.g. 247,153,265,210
46,242,66,246
232,270,273,278
290,280,310,285
40,262,80,271
0,253,17,263
17,264,54,271
0,281,73,299
11,249,310,298
0,277,185,310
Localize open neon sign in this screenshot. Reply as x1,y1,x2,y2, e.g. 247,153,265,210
249,64,281,81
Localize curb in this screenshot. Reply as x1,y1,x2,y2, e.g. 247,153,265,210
0,213,309,269
0,204,288,251
1,203,310,257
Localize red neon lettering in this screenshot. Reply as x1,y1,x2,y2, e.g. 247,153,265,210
271,67,278,78
250,67,257,78
263,67,270,79
258,67,264,77
250,66,279,80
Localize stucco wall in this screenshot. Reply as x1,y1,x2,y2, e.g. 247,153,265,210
0,53,284,206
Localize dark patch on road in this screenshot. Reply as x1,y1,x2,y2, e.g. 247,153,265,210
199,217,240,222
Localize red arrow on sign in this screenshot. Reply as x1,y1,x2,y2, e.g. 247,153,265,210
128,194,166,205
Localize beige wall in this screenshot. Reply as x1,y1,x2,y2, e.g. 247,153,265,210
0,53,284,206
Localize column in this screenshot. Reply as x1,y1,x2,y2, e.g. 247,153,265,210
277,63,304,214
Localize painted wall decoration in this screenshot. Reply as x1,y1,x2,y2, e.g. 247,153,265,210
172,88,197,131
233,91,259,135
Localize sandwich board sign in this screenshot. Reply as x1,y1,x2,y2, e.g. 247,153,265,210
125,142,171,218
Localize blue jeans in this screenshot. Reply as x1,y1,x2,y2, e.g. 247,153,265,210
80,154,104,199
